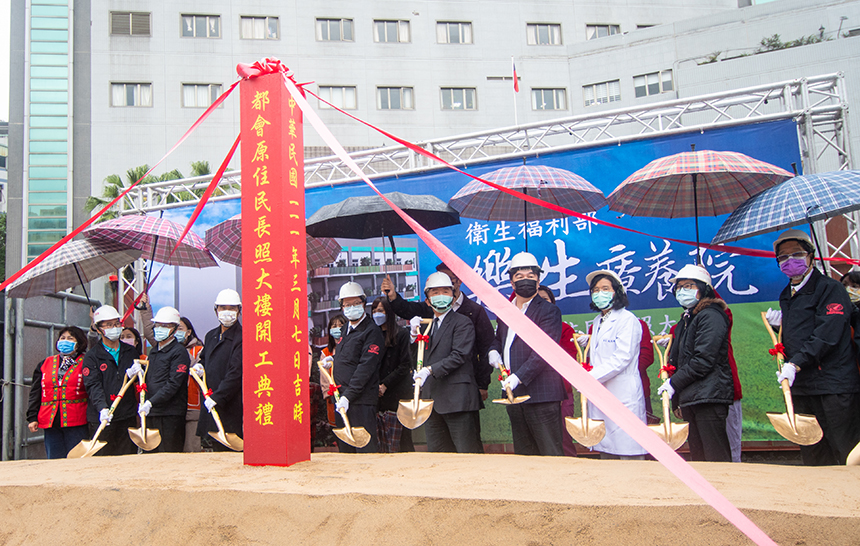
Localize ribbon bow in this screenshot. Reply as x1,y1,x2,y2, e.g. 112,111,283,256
660,365,676,377
204,389,213,398
327,384,341,397
135,383,147,394
581,362,593,372
110,394,121,401
415,334,430,343
235,58,310,97
768,343,785,357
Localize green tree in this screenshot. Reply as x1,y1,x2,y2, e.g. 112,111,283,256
84,165,158,222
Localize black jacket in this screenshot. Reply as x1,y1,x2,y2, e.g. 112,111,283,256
197,322,243,436
377,326,414,412
82,341,138,422
668,298,734,408
421,311,479,414
145,338,190,417
333,315,384,406
779,268,860,396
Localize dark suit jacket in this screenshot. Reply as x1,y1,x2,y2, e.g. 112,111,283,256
197,322,243,436
390,292,494,391
421,311,479,414
490,295,565,404
333,315,385,406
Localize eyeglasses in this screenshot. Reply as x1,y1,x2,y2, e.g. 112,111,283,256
590,286,613,293
101,321,122,329
776,251,808,263
676,281,697,290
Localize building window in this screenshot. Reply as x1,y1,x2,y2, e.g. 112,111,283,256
441,88,476,110
316,18,354,41
377,87,414,110
111,82,152,107
318,86,357,109
374,20,410,43
437,22,473,44
636,24,655,30
586,24,620,40
240,16,279,40
634,70,673,97
182,83,222,107
182,14,220,38
526,23,562,45
110,12,151,36
583,80,620,106
532,88,567,110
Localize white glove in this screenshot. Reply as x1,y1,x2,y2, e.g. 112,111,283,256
191,363,205,378
138,400,152,416
409,316,423,337
777,363,797,387
656,336,671,347
335,396,349,413
99,408,113,425
126,361,143,379
575,335,589,348
657,379,675,398
204,397,217,412
413,367,432,387
488,350,503,370
501,373,521,392
321,355,334,369
765,308,782,329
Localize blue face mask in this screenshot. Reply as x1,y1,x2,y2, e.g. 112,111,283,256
343,304,364,321
174,330,187,344
429,294,454,312
330,327,342,339
57,339,76,354
154,326,173,342
591,291,614,310
675,287,700,309
372,312,386,326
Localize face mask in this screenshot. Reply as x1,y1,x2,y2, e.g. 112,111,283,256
847,286,860,304
174,330,187,344
120,337,136,346
103,327,122,342
218,310,238,327
513,279,538,298
343,304,365,321
779,257,809,278
57,339,76,354
591,291,614,310
429,294,454,312
372,313,386,326
675,287,700,309
330,327,342,339
154,327,173,342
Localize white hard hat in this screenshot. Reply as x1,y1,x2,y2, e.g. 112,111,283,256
585,270,626,293
93,305,121,324
424,272,453,294
214,288,242,306
669,264,712,288
152,306,181,325
509,252,542,274
338,281,365,301
773,228,814,254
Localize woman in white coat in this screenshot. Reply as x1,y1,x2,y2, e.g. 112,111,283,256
580,270,646,459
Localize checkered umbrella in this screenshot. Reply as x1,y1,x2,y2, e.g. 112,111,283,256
712,170,860,244
448,164,607,222
84,215,217,268
205,214,342,269
6,238,141,299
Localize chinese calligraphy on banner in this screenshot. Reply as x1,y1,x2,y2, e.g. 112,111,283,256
240,72,309,466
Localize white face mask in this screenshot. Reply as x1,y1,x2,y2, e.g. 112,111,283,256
154,326,173,342
103,327,122,342
218,310,238,327
343,304,365,322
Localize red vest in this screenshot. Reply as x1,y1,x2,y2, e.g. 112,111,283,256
37,354,88,428
186,345,203,411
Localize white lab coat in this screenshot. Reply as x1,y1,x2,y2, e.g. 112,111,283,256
586,307,646,456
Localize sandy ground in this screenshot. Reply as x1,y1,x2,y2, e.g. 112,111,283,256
1,452,859,545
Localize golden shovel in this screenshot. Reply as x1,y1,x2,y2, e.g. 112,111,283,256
647,334,689,451
564,334,605,447
128,360,162,451
760,313,823,446
397,319,435,429
317,362,371,448
67,371,139,458
492,362,531,405
190,370,244,451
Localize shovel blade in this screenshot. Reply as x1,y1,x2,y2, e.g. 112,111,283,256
208,430,244,452
396,398,434,429
648,422,689,451
766,412,823,446
564,416,606,447
128,427,162,451
67,439,107,459
491,394,531,405
333,426,371,449
846,441,860,466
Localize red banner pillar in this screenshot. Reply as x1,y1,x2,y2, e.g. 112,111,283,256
239,71,310,466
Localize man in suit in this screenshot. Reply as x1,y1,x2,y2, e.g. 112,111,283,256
488,252,565,456
412,272,482,453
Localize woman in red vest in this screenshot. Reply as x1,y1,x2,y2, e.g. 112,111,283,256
26,326,90,458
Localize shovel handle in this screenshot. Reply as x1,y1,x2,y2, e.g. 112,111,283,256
414,320,433,371
780,378,796,421
760,312,785,369
190,368,232,437
651,335,673,381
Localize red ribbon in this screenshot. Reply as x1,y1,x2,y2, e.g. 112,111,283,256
135,383,147,394
661,365,676,377
204,389,213,398
326,384,341,397
582,362,594,372
415,334,429,343
236,59,310,98
110,394,121,401
768,343,785,357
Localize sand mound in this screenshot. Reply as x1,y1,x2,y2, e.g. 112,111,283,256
1,452,859,545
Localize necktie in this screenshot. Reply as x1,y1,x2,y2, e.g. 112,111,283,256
430,318,439,337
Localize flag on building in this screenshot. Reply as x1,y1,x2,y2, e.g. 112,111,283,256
512,58,519,93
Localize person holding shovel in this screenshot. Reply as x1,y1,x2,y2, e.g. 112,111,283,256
138,306,190,453
411,272,482,453
82,305,141,456
657,265,733,462
765,229,860,465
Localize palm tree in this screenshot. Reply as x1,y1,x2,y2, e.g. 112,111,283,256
84,165,159,222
